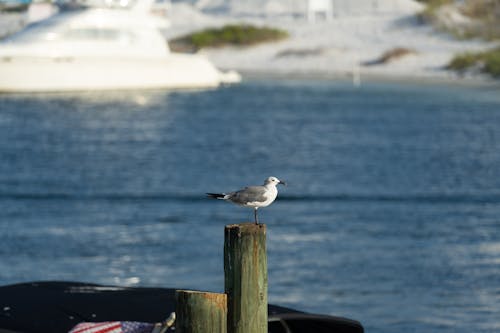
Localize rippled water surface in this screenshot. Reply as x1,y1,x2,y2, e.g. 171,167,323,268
1,79,500,332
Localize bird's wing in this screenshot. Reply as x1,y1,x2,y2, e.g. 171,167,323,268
229,186,268,204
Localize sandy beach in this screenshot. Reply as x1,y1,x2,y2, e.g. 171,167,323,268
163,0,498,83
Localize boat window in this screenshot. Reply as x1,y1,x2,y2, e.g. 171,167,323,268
63,28,135,43
3,20,63,43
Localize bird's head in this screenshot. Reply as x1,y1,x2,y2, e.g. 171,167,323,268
265,176,286,186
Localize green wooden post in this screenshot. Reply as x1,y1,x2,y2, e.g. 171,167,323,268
175,290,227,333
224,223,268,333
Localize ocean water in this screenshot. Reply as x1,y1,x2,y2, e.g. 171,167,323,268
0,79,499,333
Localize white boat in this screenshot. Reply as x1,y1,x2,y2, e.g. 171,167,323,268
0,2,240,92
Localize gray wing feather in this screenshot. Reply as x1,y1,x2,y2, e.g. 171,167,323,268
229,186,268,204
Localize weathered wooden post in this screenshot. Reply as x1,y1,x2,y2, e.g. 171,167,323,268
224,223,268,333
175,290,227,333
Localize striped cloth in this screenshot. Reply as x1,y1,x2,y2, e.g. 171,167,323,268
68,321,156,333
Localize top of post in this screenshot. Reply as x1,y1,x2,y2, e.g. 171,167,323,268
225,223,266,235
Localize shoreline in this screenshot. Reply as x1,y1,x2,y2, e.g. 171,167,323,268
226,68,500,88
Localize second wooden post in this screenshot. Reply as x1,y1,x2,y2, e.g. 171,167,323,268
224,223,268,333
175,290,227,333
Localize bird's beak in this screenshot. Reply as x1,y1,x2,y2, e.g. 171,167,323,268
279,180,287,186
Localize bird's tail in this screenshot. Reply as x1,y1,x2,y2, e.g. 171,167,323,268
206,193,228,200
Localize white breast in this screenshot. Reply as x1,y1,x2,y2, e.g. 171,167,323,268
245,186,278,208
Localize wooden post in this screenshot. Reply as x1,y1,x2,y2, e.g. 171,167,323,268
175,290,227,333
224,223,267,333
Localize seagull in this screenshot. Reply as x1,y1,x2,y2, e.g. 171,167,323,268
207,176,286,224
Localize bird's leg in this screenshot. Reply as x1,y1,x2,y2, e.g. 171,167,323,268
254,208,259,225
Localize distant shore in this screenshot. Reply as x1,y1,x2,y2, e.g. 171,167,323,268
165,2,499,85
2,0,499,86
222,68,500,88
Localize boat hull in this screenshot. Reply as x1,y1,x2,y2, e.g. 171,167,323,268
0,281,364,333
0,53,237,92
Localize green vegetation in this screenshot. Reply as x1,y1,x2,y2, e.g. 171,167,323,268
459,0,500,40
418,0,500,40
169,24,289,52
447,48,500,78
417,0,464,39
418,0,453,17
422,0,500,78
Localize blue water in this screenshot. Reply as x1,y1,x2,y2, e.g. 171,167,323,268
1,79,500,332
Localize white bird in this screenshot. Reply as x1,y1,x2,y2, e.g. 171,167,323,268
207,176,286,224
